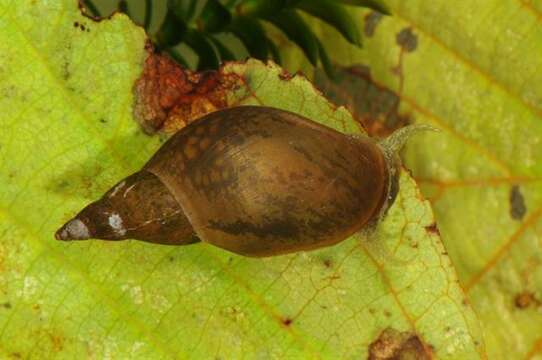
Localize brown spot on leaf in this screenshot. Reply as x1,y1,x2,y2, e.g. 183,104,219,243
279,68,294,80
364,12,383,37
323,259,333,268
314,65,410,137
509,185,526,220
2,302,11,309
133,43,243,134
0,242,5,273
48,333,65,352
514,291,540,309
282,317,293,326
396,28,418,52
425,223,440,235
73,21,87,32
368,328,432,360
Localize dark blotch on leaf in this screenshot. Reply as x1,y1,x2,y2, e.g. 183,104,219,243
514,291,540,309
73,21,87,32
364,12,383,37
425,223,440,235
2,302,11,309
509,185,526,220
314,65,410,137
282,317,293,326
368,328,432,360
396,28,418,52
278,68,294,80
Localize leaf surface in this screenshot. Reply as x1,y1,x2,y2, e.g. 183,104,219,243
296,1,542,358
0,1,483,358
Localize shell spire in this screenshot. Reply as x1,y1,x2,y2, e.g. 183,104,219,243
55,170,199,246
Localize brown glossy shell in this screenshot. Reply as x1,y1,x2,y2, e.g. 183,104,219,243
144,106,389,256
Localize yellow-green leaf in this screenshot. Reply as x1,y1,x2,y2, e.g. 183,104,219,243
0,0,483,358
293,2,542,359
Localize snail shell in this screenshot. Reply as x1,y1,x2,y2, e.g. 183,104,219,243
56,106,429,257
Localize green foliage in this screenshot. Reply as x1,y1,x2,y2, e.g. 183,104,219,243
82,0,389,74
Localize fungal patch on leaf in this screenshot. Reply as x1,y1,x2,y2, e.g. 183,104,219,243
425,222,440,235
132,43,243,134
368,328,432,360
509,185,526,220
396,28,418,52
314,65,410,136
514,291,540,309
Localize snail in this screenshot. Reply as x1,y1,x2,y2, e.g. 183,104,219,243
55,105,431,257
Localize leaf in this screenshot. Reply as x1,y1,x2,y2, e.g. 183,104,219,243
155,10,187,48
168,0,199,22
0,1,483,358
296,0,362,46
182,29,220,70
266,37,282,65
297,3,542,359
315,38,336,80
338,0,390,15
143,0,152,30
235,0,288,17
196,0,231,33
228,17,269,60
265,9,320,65
209,35,236,62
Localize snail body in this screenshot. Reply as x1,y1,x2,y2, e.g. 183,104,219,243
56,106,428,257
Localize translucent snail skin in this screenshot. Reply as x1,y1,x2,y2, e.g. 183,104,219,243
56,106,431,257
